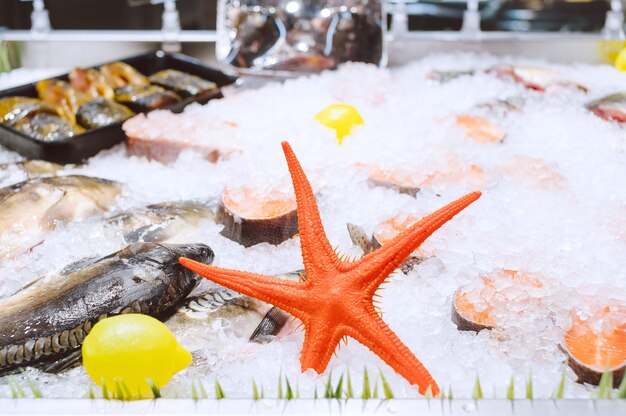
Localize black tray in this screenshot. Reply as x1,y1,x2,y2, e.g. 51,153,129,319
0,51,237,164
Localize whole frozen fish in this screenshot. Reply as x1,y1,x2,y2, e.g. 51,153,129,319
107,201,216,244
0,175,122,261
0,242,213,376
166,271,300,350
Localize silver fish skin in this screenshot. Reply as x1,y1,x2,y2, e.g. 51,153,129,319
0,242,213,376
0,175,122,260
107,201,216,244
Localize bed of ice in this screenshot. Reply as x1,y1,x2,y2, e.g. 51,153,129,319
0,53,625,400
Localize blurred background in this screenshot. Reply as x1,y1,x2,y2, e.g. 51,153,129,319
0,0,617,33
0,0,216,30
1,0,625,71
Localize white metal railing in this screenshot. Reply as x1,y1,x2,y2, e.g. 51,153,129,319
1,0,625,68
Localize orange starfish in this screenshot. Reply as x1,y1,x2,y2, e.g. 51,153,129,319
180,142,481,396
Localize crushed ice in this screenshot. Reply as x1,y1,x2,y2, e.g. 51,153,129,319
0,53,625,399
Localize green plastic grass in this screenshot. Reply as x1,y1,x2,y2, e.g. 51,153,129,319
2,367,626,400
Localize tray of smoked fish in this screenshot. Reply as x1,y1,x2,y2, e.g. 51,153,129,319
0,51,237,164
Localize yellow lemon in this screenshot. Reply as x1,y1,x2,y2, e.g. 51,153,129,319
599,40,625,64
615,47,626,71
314,103,364,144
82,314,191,398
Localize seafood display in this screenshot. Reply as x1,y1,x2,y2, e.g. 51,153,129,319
0,53,625,399
100,62,150,88
0,160,63,182
586,92,626,122
75,98,135,129
487,65,588,91
69,67,114,101
149,69,218,98
36,79,80,125
107,201,216,244
0,242,213,376
348,216,428,274
0,175,122,260
0,97,58,125
0,55,227,150
122,110,243,164
217,185,298,247
428,66,587,92
218,0,384,72
0,97,79,141
560,305,626,385
168,278,294,348
364,166,422,197
450,269,545,332
114,85,180,113
12,113,80,142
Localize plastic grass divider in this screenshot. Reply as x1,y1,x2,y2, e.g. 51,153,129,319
277,373,283,399
507,376,515,400
361,368,371,399
617,374,626,399
19,369,42,399
596,368,613,399
552,368,566,399
198,380,209,399
101,378,109,400
372,376,379,399
214,380,225,400
114,379,132,400
526,370,534,399
252,380,260,401
114,379,125,401
323,372,333,399
346,370,354,398
472,375,483,400
146,378,161,399
191,380,199,401
8,377,25,399
7,367,626,401
284,377,294,400
379,370,394,399
333,374,343,399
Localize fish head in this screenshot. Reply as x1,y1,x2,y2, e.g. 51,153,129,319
164,243,214,265
126,242,214,266
149,243,215,315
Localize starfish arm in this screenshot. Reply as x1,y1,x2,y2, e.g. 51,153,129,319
179,257,309,319
348,308,440,396
281,142,342,276
299,321,341,374
353,191,481,295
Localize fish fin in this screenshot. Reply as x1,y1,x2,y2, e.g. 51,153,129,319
39,349,83,373
41,189,69,229
347,223,372,254
249,307,291,343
